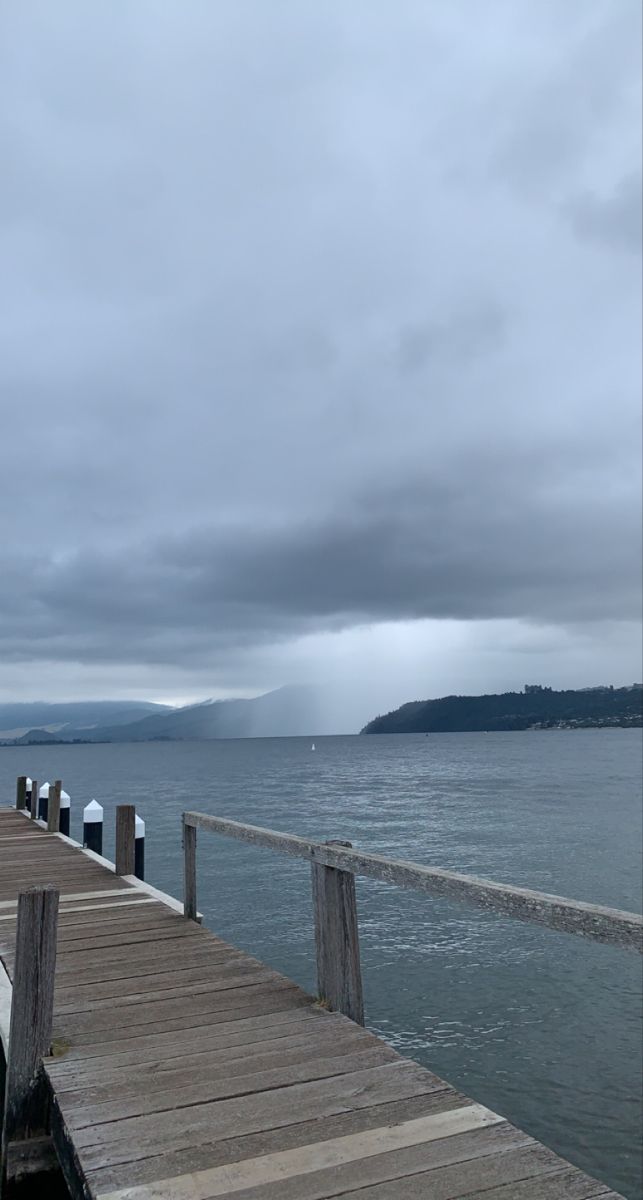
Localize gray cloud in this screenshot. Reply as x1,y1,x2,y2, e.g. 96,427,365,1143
565,173,642,255
0,0,640,705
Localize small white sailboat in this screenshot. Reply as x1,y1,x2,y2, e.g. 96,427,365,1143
311,742,315,751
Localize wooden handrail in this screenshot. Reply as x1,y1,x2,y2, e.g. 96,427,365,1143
183,811,643,953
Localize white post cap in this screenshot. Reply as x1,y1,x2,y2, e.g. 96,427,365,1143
26,777,32,787
38,781,50,797
60,789,71,808
135,815,145,837
83,799,103,822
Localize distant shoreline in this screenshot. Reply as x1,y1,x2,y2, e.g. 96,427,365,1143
2,724,642,748
361,685,643,735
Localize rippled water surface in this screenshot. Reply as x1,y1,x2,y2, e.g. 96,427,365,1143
1,730,641,1197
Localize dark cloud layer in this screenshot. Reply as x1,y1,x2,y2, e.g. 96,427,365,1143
0,0,641,703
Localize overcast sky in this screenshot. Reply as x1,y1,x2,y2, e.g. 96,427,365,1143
1,0,641,722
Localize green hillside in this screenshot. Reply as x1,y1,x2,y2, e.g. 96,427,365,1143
361,685,643,734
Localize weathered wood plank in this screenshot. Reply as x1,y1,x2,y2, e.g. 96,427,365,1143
1,886,59,1170
0,887,135,910
115,805,135,876
55,967,287,1017
53,925,206,956
49,1026,384,1092
47,782,62,833
54,987,312,1049
184,813,643,951
312,839,364,1025
54,913,196,943
54,961,274,1010
463,1170,620,1199
83,1091,462,1194
70,1060,447,1163
58,978,310,1036
326,1144,608,1198
52,944,244,985
93,1106,510,1200
48,1009,332,1072
53,952,250,993
183,817,197,920
63,1045,398,1128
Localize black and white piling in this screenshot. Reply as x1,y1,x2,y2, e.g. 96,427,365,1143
83,800,103,855
25,777,32,810
134,815,145,881
38,781,50,822
59,789,71,837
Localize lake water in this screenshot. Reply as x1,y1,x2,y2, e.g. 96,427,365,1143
1,730,641,1197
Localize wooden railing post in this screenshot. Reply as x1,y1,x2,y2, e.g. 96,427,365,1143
29,781,38,821
15,778,27,811
46,783,61,834
311,840,364,1025
183,817,197,920
115,806,136,876
1,886,59,1193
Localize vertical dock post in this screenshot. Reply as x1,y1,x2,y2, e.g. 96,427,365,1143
115,805,135,876
46,782,61,834
15,778,27,811
183,816,197,920
29,781,38,821
25,779,32,811
1,886,59,1193
37,783,50,823
83,800,103,854
59,790,71,837
134,815,145,880
311,840,364,1025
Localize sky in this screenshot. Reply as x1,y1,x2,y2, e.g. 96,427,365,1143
1,0,641,725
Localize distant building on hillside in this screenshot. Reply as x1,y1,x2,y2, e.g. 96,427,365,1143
524,684,553,694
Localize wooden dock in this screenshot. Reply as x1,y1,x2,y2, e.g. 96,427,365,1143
1,799,639,1200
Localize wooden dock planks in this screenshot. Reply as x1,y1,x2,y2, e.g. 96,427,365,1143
0,807,624,1199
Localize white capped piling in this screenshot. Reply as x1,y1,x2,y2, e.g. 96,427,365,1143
25,777,32,809
134,815,145,881
29,779,38,820
59,789,71,837
37,782,50,822
83,800,103,855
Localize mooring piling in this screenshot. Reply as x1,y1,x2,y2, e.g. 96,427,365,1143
14,778,27,812
82,799,103,855
134,814,145,880
37,782,50,823
59,789,71,837
115,804,136,876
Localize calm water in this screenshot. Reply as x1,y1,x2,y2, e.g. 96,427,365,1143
1,731,642,1197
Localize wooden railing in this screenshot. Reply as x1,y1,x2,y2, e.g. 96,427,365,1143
182,812,643,1025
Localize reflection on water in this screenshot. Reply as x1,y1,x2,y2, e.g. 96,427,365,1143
1,730,641,1198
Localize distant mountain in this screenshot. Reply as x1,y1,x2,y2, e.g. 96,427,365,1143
0,700,171,741
361,685,643,734
48,686,325,742
12,728,67,745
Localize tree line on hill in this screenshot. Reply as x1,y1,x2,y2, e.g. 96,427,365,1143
361,685,643,734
